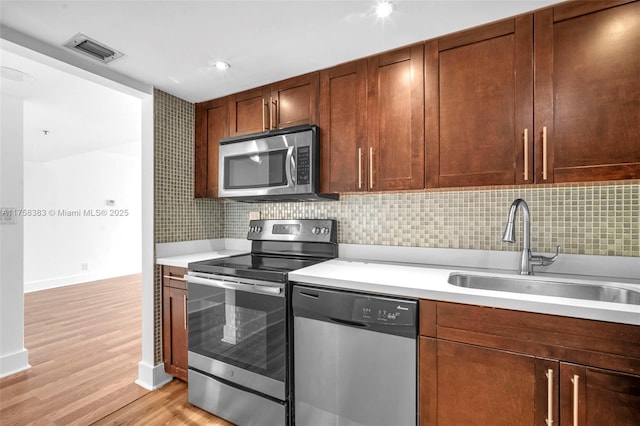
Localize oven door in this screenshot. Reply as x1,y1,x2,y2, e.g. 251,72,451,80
185,273,287,400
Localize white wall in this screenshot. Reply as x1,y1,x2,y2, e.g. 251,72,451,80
23,148,142,292
0,94,30,377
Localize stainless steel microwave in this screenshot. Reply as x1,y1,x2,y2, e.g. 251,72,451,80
218,125,338,202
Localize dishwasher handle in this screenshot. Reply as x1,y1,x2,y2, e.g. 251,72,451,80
329,317,368,328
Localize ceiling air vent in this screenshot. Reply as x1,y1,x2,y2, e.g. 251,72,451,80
64,33,124,64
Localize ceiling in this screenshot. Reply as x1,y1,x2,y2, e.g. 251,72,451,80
0,0,562,104
1,49,141,163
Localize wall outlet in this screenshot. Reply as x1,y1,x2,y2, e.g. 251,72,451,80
249,211,261,220
81,262,89,271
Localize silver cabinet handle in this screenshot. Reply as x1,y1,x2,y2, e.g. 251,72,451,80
571,374,580,426
369,147,374,189
358,148,363,189
545,368,554,425
542,126,548,180
270,96,277,130
163,275,186,282
262,99,267,131
523,128,529,181
183,294,187,330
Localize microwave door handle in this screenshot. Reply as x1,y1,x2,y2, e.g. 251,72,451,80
185,275,282,297
286,146,296,185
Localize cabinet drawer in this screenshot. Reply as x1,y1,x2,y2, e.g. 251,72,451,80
162,266,187,290
419,300,640,375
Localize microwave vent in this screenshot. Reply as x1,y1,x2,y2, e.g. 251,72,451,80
64,33,124,64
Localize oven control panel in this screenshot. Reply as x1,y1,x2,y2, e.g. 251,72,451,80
248,219,337,243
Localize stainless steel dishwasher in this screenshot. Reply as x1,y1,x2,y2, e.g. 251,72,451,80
292,285,418,426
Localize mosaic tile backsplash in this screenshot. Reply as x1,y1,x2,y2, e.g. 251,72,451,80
154,90,223,243
224,183,639,258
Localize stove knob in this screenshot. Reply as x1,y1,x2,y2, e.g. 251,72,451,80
256,226,262,233
321,227,330,234
312,226,320,235
250,226,255,233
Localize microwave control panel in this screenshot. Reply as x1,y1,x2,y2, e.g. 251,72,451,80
296,146,310,185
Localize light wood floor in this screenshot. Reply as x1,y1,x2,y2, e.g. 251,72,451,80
0,275,232,425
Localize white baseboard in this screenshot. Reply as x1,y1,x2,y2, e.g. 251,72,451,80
0,348,30,378
24,269,142,293
135,361,173,390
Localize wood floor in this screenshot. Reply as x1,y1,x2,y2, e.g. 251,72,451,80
0,275,232,425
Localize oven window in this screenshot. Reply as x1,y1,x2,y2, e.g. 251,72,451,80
188,283,286,382
224,150,288,189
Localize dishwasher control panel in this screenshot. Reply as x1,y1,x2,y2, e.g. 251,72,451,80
353,298,415,325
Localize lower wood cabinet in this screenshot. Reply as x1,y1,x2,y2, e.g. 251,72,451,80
162,266,188,382
419,300,640,425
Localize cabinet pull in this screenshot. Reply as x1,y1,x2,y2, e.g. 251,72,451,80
545,368,554,426
183,295,187,330
358,148,363,189
571,374,579,426
523,128,529,181
369,147,374,189
270,96,277,130
163,275,186,282
542,126,548,180
262,99,267,131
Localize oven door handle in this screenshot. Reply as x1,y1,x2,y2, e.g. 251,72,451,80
185,275,283,297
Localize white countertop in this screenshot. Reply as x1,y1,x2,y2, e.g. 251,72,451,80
156,239,638,325
156,249,247,268
289,258,640,326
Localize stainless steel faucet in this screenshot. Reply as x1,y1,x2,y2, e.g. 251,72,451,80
502,198,560,275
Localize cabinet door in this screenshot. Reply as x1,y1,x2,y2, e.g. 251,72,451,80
229,86,269,136
163,285,188,381
420,338,556,426
425,17,533,188
560,363,640,426
534,1,640,183
319,60,367,193
272,72,319,130
194,97,228,198
368,44,425,191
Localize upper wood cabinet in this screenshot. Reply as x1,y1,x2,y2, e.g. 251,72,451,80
534,0,640,183
228,87,268,137
229,72,319,137
319,60,368,193
194,0,639,198
320,45,424,193
426,0,639,188
194,97,228,198
425,17,534,188
368,44,425,191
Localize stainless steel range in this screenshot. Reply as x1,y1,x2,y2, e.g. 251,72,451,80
185,219,338,426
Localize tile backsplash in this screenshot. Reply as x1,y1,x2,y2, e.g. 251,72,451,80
224,182,639,257
154,90,223,243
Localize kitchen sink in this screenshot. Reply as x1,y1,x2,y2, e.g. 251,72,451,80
448,273,640,305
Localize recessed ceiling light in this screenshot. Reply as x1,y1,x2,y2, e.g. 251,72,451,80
375,1,394,18
213,61,230,71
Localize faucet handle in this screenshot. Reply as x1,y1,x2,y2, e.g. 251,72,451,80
531,245,560,267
